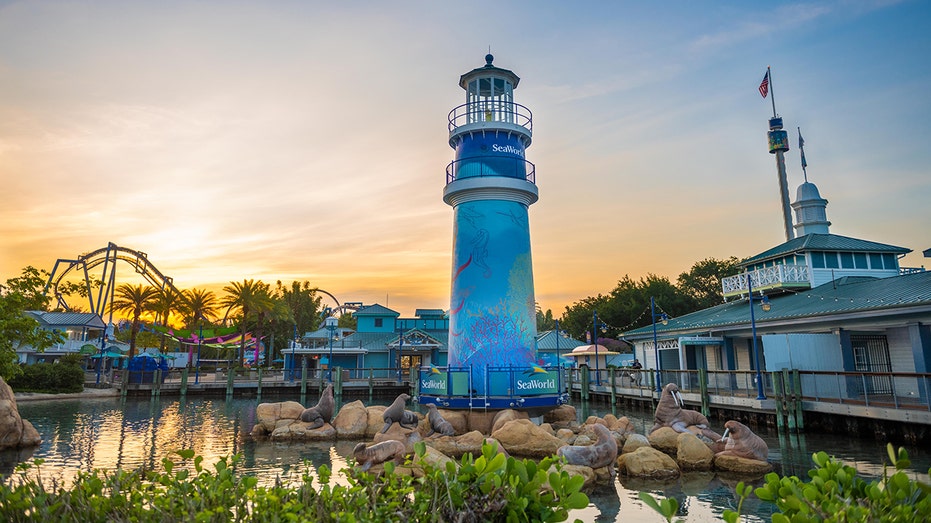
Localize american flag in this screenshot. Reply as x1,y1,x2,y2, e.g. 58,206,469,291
758,71,769,98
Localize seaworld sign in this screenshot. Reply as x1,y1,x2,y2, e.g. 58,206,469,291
420,376,448,395
514,371,559,395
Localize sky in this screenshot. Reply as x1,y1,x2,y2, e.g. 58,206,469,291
1,0,929,318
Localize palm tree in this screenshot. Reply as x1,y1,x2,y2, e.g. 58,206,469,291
220,279,273,366
150,286,183,351
110,283,158,358
182,288,218,331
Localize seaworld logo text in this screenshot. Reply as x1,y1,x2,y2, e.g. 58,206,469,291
421,379,447,389
492,144,524,156
516,379,555,390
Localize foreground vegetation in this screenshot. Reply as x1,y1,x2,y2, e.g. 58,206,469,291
3,442,929,523
0,443,588,523
643,444,931,523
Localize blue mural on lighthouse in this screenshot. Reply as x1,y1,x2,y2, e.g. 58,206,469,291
443,55,540,396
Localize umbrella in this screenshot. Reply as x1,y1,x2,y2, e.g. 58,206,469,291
91,351,127,359
79,344,99,355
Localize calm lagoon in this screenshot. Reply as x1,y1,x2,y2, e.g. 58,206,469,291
3,395,929,522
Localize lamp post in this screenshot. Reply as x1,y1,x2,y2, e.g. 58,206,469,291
592,311,606,386
396,322,404,384
325,315,338,382
195,323,203,385
650,296,669,392
746,274,771,400
290,323,298,382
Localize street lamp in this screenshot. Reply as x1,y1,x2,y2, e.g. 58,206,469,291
396,322,404,384
325,315,338,382
747,273,771,400
650,296,669,392
592,311,606,385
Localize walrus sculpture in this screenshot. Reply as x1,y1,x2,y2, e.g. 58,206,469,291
650,383,722,441
299,383,335,429
381,393,413,433
716,420,769,462
425,404,456,437
557,424,618,469
353,440,407,471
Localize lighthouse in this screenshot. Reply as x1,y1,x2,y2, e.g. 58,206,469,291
419,54,561,410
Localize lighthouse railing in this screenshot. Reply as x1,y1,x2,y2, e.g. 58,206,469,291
446,158,536,184
448,101,532,133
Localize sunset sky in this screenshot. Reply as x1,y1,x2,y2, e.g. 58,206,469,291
1,1,929,318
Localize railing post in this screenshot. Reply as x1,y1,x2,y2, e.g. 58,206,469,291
609,368,616,406
699,368,710,418
226,365,235,398
257,367,263,401
334,366,343,401
580,366,590,401
368,368,374,403
792,369,805,432
300,359,307,405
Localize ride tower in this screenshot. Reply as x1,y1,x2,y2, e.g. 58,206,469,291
418,54,565,410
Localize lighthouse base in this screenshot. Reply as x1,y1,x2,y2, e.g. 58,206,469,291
414,365,570,411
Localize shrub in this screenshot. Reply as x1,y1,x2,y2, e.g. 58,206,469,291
7,361,84,393
0,443,589,523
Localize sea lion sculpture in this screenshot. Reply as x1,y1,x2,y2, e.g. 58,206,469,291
353,440,407,471
299,383,335,430
557,424,618,469
381,393,412,433
716,420,769,462
650,383,722,441
425,404,456,437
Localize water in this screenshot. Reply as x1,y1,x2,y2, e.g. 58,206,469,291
3,395,929,522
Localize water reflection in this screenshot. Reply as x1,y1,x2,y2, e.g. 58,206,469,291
3,396,929,523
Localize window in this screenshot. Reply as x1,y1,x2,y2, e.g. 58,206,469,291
840,252,854,269
374,319,383,328
869,253,884,269
882,253,896,270
811,251,825,268
825,252,839,269
854,253,868,269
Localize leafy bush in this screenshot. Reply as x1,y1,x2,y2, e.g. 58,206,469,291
7,361,84,393
641,443,931,523
0,443,589,523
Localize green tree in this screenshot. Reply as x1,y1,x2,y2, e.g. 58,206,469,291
0,267,65,380
273,281,323,352
676,256,740,310
150,286,184,351
221,279,273,365
536,307,556,332
110,283,158,359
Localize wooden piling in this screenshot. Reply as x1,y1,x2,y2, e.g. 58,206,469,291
300,359,308,405
792,369,805,432
699,368,710,418
180,368,188,396
773,371,786,436
783,368,797,434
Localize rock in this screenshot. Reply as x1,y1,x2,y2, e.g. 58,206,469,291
491,419,565,458
617,446,680,479
424,430,485,458
407,444,456,477
621,433,651,454
332,400,368,439
647,426,680,456
490,409,529,433
438,409,468,435
539,422,555,435
714,454,773,475
555,428,575,443
583,415,607,427
574,434,593,446
608,416,637,439
254,401,304,433
676,432,714,471
0,378,41,450
365,405,387,438
543,405,577,428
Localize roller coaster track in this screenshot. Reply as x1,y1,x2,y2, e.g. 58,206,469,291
45,242,180,318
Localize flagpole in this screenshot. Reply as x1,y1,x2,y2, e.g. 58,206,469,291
768,66,777,118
